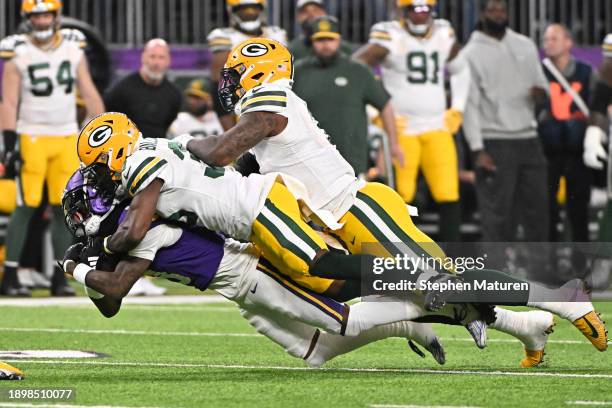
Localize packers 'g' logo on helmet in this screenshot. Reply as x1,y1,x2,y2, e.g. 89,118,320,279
88,125,113,147
77,112,141,182
241,42,269,57
218,37,293,112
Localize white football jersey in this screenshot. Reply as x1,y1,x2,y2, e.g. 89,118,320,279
121,138,277,241
168,112,224,139
235,81,362,224
369,20,456,134
0,29,86,136
207,26,287,53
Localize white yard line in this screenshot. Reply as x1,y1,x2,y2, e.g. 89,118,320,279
5,359,612,379
0,296,229,307
566,402,612,406
0,326,597,345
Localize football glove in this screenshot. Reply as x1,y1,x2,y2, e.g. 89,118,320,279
583,126,608,170
62,242,85,273
444,109,463,134
2,130,20,179
82,237,121,271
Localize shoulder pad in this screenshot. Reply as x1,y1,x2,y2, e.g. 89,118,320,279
207,27,233,52
369,21,395,42
122,150,169,198
60,28,87,48
239,84,288,115
0,34,27,60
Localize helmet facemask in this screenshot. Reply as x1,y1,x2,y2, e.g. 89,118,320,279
218,64,246,113
402,5,434,35
25,11,60,42
62,169,115,239
231,4,265,34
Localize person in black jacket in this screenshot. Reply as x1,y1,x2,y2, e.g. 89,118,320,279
104,38,181,139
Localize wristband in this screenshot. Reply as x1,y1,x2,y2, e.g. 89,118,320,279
73,263,93,285
85,286,104,299
103,236,115,255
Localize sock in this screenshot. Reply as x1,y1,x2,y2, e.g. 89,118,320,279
489,307,552,350
307,320,415,367
343,297,425,336
51,264,67,291
311,252,374,281
438,201,461,242
5,206,36,264
0,265,18,289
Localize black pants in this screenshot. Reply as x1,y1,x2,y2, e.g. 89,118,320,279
476,138,549,242
546,150,591,242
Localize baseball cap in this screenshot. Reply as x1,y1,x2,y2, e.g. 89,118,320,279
297,0,324,11
185,78,212,100
310,15,340,40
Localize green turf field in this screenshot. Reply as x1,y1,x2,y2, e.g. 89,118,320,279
1,295,611,408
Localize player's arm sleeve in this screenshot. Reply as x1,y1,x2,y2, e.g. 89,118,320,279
239,88,288,117
61,28,88,49
128,224,182,261
447,50,471,113
122,153,172,198
207,29,233,53
368,22,393,50
462,60,484,151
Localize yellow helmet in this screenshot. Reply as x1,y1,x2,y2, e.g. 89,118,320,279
21,0,62,15
397,0,436,6
77,112,141,182
397,0,436,36
226,0,266,34
218,38,293,112
22,0,62,42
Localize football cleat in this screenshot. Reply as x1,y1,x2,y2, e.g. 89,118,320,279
0,362,24,380
405,322,446,365
520,349,546,368
466,319,488,349
572,311,608,352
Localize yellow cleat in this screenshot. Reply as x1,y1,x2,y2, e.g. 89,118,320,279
572,311,608,351
520,349,545,368
0,362,24,380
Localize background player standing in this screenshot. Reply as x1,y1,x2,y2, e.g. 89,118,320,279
355,0,471,242
0,0,104,296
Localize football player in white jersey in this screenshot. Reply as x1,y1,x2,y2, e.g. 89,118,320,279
168,78,224,140
177,38,608,356
0,0,104,296
354,0,471,243
208,0,287,130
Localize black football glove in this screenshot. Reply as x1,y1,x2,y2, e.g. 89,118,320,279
81,237,121,271
61,242,85,273
2,130,20,179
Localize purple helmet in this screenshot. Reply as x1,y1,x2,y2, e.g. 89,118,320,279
62,169,114,238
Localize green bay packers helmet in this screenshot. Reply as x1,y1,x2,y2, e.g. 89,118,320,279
226,0,267,34
219,38,293,112
77,112,141,183
397,0,436,36
21,0,62,42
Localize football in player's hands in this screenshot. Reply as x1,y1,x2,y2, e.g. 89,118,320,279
62,242,85,273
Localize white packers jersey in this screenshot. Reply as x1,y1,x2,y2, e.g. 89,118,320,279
121,138,277,241
236,81,362,224
168,111,224,139
207,26,287,53
369,20,456,134
0,29,86,136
